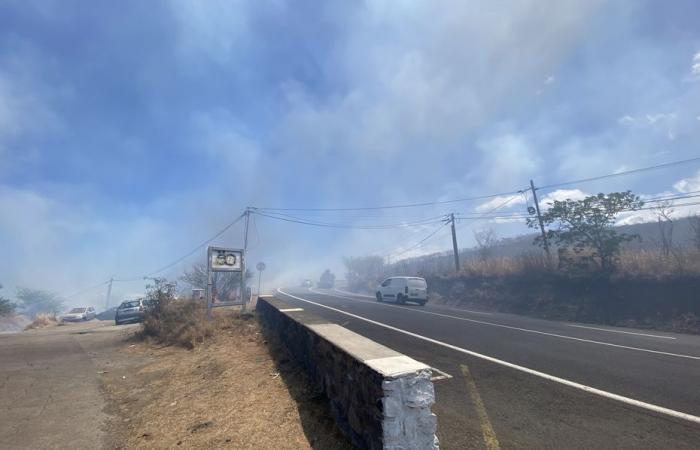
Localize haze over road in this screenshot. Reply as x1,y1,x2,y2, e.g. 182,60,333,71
275,287,700,449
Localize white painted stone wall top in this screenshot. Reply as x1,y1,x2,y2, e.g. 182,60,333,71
308,323,429,375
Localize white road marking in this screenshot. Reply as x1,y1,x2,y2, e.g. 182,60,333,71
568,324,676,340
277,288,700,425
319,288,493,316
279,308,304,312
430,367,453,381
310,288,699,361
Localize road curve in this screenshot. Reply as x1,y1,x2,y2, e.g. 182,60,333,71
275,287,700,450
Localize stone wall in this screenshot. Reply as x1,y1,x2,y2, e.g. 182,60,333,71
257,296,439,450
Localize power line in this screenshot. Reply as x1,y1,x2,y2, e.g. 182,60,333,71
60,280,110,299
256,188,528,212
538,156,700,191
386,222,451,260
255,211,447,229
110,211,247,282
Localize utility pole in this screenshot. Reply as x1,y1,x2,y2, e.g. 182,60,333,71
529,179,551,261
105,277,113,310
450,213,460,273
241,208,251,312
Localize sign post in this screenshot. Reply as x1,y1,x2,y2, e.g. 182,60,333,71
206,246,244,318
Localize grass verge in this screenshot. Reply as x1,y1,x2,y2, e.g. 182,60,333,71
103,308,352,449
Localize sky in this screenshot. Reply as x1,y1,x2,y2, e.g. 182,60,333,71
1,0,699,308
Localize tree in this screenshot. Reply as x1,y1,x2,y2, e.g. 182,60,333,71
473,228,497,262
180,262,253,300
318,269,336,289
527,191,644,273
343,256,385,291
689,215,700,251
16,288,65,317
653,200,674,258
0,284,16,317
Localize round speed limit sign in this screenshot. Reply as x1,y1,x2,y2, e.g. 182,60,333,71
256,262,266,271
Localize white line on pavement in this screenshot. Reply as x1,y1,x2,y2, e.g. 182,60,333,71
277,288,700,425
310,289,699,361
321,288,493,316
568,324,676,340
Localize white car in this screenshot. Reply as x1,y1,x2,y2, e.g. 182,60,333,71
62,307,97,322
376,277,428,306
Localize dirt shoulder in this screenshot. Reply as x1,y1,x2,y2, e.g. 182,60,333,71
101,311,352,449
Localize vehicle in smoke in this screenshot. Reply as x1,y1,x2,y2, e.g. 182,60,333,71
317,270,336,289
301,279,313,288
115,299,148,325
376,277,428,306
61,306,97,322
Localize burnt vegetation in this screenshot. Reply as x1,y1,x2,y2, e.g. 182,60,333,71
344,192,700,334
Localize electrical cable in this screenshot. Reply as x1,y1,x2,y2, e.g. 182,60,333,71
59,280,111,299
255,211,447,229
386,222,451,260
256,188,528,212
537,156,700,190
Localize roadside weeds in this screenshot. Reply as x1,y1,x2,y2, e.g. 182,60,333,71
101,310,352,449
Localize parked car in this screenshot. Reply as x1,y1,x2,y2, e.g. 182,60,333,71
115,299,147,325
62,306,97,322
376,277,428,306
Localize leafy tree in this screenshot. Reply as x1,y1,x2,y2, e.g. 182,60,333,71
343,256,385,291
0,284,16,316
318,269,336,288
180,263,253,301
16,288,65,317
527,191,644,273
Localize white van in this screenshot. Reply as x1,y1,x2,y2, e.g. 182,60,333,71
376,277,428,306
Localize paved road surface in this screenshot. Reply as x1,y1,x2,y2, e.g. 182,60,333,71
0,321,137,450
276,287,700,449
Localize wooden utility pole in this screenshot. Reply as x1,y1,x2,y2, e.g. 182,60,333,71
241,208,251,312
529,180,551,261
450,213,460,273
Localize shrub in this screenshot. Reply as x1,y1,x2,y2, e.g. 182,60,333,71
141,297,214,349
24,313,58,330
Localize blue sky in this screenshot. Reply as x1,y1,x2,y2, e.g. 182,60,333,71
1,0,699,306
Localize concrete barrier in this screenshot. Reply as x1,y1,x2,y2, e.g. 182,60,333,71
257,296,439,450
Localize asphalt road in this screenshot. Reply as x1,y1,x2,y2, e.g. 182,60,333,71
0,321,138,450
275,287,700,450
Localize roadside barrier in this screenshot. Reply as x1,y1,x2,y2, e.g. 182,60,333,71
257,296,439,450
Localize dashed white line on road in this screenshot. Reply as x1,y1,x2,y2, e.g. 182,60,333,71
277,288,700,426
279,308,304,312
568,324,676,339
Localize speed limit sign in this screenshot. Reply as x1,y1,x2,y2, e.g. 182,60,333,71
256,262,266,271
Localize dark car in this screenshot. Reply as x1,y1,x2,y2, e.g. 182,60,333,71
115,299,146,325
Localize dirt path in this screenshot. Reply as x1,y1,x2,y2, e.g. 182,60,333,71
0,314,353,449
0,321,142,450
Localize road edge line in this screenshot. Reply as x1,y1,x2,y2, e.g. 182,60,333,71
277,288,700,426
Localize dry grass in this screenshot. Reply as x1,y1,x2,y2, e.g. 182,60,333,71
104,310,351,449
24,313,58,330
139,298,218,349
447,249,700,280
616,249,700,279
460,253,550,278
